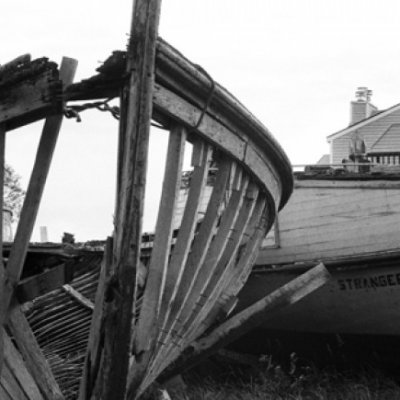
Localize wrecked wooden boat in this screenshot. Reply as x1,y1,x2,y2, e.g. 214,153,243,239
0,1,302,398
236,168,400,336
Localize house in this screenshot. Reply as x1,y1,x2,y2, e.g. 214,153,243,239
327,87,400,165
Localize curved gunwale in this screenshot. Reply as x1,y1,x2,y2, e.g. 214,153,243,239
66,38,293,211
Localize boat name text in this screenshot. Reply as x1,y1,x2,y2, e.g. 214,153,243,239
338,273,400,291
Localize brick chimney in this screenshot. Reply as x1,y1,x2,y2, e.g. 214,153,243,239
350,87,378,125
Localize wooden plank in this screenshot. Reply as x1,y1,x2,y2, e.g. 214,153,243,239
0,383,12,400
158,263,330,381
153,84,283,208
155,140,211,351
146,158,231,366
141,162,241,390
3,333,43,400
182,183,260,345
7,306,64,399
1,363,28,400
148,170,250,381
99,1,162,399
16,263,71,303
204,195,269,326
78,237,112,400
61,284,94,310
0,124,5,374
135,123,186,355
0,57,77,326
0,59,63,131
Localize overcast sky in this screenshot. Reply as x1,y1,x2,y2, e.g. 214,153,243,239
2,0,400,241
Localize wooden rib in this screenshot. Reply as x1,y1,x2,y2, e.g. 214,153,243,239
168,169,247,340
135,123,186,354
7,306,64,399
181,182,260,346
155,140,211,350
78,237,112,400
159,263,330,381
3,333,43,400
0,57,77,325
146,169,249,383
0,124,5,374
201,195,269,329
132,157,232,394
149,158,231,353
99,1,162,398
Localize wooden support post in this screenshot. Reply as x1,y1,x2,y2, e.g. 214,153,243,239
0,124,5,375
98,1,162,399
78,237,112,400
158,263,330,382
7,306,65,399
135,123,186,355
0,57,77,325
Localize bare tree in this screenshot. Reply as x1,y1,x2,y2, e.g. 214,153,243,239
4,164,25,221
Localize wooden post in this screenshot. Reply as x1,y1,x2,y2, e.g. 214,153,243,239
78,237,112,400
0,57,77,325
97,1,162,399
158,263,330,382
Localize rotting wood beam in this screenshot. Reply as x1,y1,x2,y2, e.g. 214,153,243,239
157,263,330,382
0,57,63,131
0,57,77,328
97,0,162,399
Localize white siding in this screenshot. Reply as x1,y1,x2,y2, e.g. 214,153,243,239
370,124,400,153
331,108,400,164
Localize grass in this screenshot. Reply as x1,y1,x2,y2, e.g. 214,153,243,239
164,355,400,400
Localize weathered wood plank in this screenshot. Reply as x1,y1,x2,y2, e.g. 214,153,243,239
0,58,63,131
0,383,12,400
149,158,231,358
140,160,235,389
16,263,72,303
3,333,44,400
148,170,249,381
99,1,162,399
7,306,64,399
0,57,77,325
182,183,260,345
203,195,269,328
158,263,330,381
135,123,186,355
156,140,211,351
78,237,112,400
61,284,94,310
1,363,28,400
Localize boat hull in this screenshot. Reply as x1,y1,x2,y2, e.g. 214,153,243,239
237,259,400,335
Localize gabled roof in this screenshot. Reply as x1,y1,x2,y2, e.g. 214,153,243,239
327,102,400,142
